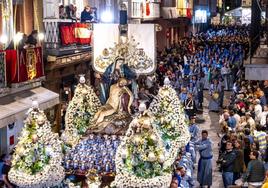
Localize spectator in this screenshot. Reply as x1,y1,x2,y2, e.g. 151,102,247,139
233,139,245,184
0,154,6,186
66,4,77,20
81,5,93,23
243,150,265,188
221,141,236,188
2,155,13,188
59,5,67,19
26,30,38,47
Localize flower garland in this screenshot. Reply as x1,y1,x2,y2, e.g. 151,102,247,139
9,108,65,188
112,112,172,187
62,83,101,147
148,84,190,167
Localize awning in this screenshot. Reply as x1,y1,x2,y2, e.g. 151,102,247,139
0,87,59,127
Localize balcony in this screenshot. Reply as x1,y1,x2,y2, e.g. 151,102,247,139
0,48,45,97
130,2,160,19
43,19,92,57
161,7,192,19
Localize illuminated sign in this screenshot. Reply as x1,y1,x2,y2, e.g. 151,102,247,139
194,10,207,23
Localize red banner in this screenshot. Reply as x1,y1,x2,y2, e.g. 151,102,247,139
60,25,76,45
5,47,44,84
59,23,92,46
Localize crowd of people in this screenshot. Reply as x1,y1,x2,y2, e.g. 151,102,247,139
217,79,268,188
3,22,267,187
145,25,251,188
59,4,98,22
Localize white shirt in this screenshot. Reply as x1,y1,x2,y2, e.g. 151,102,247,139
260,111,268,126
254,104,263,121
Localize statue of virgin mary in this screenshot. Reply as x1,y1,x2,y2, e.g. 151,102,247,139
100,56,137,104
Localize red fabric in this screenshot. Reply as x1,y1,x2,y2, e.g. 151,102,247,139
5,48,44,83
60,25,76,45
5,50,17,84
18,49,28,82
34,47,44,78
146,2,150,16
73,23,92,45
186,8,192,19
9,135,14,145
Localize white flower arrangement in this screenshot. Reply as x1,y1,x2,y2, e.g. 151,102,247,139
112,112,172,188
9,108,65,188
148,84,190,167
62,83,101,147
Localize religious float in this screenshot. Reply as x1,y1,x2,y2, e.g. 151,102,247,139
8,102,65,188
62,75,135,186
112,112,172,187
148,79,191,166
61,5,189,187
61,75,102,148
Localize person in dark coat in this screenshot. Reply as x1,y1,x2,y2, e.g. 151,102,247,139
81,5,93,22
26,30,38,47
233,139,245,184
221,141,236,188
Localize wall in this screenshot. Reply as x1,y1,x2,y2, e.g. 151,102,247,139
0,118,24,155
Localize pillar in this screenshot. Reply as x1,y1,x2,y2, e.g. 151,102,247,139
23,0,34,35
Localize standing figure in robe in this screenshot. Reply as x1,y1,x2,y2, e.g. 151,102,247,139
100,57,137,104
195,130,213,188
209,79,222,112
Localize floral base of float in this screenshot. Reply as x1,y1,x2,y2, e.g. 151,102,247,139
148,84,191,168
112,112,172,188
9,105,65,188
61,79,102,148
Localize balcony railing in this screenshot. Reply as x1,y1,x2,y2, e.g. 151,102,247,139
176,8,193,18
131,2,160,19
43,19,93,56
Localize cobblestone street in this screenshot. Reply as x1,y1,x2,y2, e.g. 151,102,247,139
193,91,232,188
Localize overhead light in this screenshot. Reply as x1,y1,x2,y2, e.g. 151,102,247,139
38,33,45,41
101,11,114,23
0,35,8,44
226,6,230,10
14,32,23,43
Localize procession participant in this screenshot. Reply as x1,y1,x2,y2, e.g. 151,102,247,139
209,79,222,112
184,93,197,119
195,130,213,188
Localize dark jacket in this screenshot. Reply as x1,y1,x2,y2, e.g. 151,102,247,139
221,150,236,172
233,149,244,173
245,159,265,182
81,10,93,22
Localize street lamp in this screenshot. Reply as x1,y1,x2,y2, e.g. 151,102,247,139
0,35,8,44
0,35,8,49
38,33,45,41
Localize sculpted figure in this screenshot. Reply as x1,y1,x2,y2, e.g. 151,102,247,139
92,78,133,125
